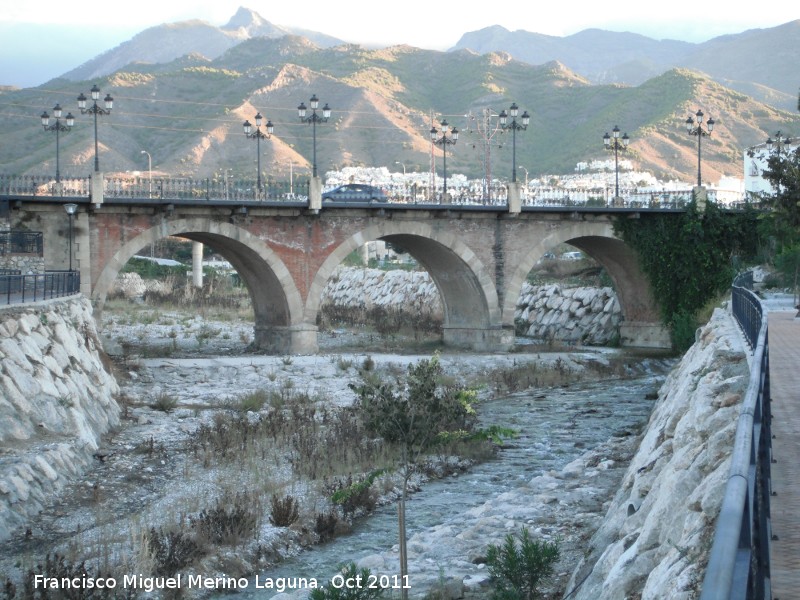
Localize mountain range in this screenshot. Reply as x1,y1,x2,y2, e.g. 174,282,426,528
1,7,798,185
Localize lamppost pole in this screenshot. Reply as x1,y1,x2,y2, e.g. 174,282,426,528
243,112,274,197
430,120,459,203
298,95,331,178
77,85,113,173
603,126,630,199
499,103,530,182
686,109,714,187
518,166,529,188
140,150,152,198
64,203,78,271
41,105,75,183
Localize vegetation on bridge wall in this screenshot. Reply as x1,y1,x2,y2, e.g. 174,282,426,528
614,200,760,352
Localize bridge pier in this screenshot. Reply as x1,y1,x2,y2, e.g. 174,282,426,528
442,326,515,352
254,323,319,354
619,321,671,348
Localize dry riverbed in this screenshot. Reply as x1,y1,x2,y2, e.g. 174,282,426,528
0,313,672,599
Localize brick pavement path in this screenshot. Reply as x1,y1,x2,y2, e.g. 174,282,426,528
768,309,800,599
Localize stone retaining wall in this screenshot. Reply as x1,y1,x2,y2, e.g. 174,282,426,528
0,296,120,541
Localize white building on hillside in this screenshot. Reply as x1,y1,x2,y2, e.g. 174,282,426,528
744,136,798,195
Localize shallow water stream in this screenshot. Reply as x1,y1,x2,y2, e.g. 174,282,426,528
221,372,664,598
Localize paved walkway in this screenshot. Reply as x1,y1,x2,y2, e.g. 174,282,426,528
767,308,800,599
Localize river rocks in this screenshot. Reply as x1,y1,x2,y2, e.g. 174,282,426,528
112,272,173,298
514,282,621,345
565,306,750,599
320,267,621,345
321,267,443,322
0,296,120,541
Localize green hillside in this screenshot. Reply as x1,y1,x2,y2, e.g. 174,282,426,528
1,37,798,185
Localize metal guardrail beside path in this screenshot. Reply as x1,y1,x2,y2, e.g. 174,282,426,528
0,271,80,306
701,272,772,599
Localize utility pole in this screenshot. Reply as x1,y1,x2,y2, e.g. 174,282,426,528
465,109,503,201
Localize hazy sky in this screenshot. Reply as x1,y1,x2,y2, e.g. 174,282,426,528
2,0,798,87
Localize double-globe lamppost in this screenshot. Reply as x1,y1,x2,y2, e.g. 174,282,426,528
41,104,75,184
686,109,714,187
498,103,530,183
430,120,459,203
77,85,113,173
766,131,793,156
297,95,330,178
243,112,274,197
603,126,629,200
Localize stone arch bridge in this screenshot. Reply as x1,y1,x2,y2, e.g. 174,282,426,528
18,200,671,352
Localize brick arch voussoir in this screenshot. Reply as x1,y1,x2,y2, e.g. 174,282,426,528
90,218,303,324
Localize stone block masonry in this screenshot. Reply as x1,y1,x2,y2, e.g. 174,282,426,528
0,296,120,541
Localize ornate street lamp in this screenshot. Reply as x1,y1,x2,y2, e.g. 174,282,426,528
77,85,113,172
298,95,331,177
64,203,78,271
686,109,714,186
766,131,793,156
430,120,459,203
603,126,630,199
243,112,274,196
41,104,75,183
499,103,530,182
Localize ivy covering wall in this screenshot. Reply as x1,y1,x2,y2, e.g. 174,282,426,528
614,200,760,351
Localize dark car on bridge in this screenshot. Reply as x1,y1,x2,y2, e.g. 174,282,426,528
322,183,388,203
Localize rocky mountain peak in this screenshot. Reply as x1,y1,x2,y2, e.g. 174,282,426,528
221,6,287,38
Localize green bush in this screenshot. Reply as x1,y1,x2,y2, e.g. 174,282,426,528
269,494,300,527
485,527,560,600
669,310,698,354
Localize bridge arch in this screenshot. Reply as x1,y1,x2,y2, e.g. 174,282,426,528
306,221,508,350
503,220,666,346
91,218,308,353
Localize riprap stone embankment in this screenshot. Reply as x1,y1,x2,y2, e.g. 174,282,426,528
0,296,120,541
566,306,750,599
318,267,621,344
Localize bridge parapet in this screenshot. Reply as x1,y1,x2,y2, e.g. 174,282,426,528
1,173,749,210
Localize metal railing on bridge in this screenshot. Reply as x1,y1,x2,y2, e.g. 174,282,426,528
0,174,309,203
104,176,309,202
0,270,80,306
1,173,750,209
0,230,44,255
701,271,772,600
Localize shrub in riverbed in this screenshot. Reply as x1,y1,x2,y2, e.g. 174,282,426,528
269,494,300,527
485,527,560,600
147,527,205,577
314,510,340,542
191,493,262,547
150,392,178,413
